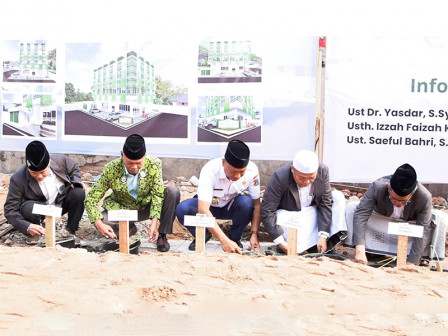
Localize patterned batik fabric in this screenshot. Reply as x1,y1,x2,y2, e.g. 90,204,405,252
85,156,165,222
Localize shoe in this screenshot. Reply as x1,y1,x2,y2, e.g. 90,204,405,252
66,226,77,235
275,245,286,255
188,230,212,251
231,239,243,249
420,259,430,267
129,225,138,236
157,234,170,252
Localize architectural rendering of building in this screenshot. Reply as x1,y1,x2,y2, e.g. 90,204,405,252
200,96,259,130
21,42,47,77
12,42,51,80
198,40,262,82
3,94,56,137
5,94,54,125
92,51,156,119
3,40,56,82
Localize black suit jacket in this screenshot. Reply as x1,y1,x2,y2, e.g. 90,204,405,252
261,163,333,241
4,154,82,234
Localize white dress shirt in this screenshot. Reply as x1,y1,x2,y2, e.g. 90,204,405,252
38,168,64,205
390,205,405,219
197,158,260,208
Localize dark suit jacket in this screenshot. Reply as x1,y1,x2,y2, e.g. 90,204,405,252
4,154,82,234
353,176,432,264
261,163,333,241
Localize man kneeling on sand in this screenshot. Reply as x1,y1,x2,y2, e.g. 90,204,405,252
261,150,347,254
84,134,180,252
345,163,445,265
4,140,85,236
175,140,261,254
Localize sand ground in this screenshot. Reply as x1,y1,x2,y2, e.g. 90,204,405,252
2,185,448,335
1,245,448,335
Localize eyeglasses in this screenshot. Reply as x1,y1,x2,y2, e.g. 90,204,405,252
387,187,414,205
291,167,317,182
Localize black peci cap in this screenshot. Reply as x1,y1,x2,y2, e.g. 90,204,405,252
123,134,146,160
390,163,417,196
25,141,50,171
224,140,250,168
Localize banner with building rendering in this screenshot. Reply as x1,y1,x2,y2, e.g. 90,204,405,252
324,37,448,183
1,37,316,161
63,42,189,143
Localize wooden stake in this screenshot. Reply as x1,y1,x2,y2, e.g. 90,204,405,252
119,220,129,254
287,228,298,256
315,41,324,161
45,216,55,248
195,226,205,253
396,235,408,267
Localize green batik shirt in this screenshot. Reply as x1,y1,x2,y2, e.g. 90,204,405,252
85,156,165,223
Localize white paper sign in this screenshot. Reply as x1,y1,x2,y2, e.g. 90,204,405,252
387,222,424,238
108,210,138,221
218,119,239,129
32,204,62,217
324,37,448,183
276,208,315,230
184,215,216,228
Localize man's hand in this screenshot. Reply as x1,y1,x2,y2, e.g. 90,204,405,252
94,220,117,239
355,244,368,265
222,239,242,254
277,242,288,254
248,233,260,251
28,224,46,236
147,218,159,243
317,237,327,253
71,182,87,192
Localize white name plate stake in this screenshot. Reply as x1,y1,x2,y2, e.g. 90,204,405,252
184,215,216,228
108,210,138,221
277,213,301,230
387,222,424,238
32,204,62,217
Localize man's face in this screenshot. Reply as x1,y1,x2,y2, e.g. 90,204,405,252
222,159,247,181
291,165,317,188
121,152,145,175
28,162,51,182
387,182,414,208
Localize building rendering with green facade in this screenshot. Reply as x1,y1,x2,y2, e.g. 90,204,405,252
7,94,55,124
201,96,259,130
198,40,262,82
92,51,156,118
15,41,49,79
2,94,56,137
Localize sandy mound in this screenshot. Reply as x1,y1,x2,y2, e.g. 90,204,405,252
1,245,448,335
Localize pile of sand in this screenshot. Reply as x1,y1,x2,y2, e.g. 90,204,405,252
1,245,448,335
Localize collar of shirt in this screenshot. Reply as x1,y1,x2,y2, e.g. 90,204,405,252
298,183,313,208
38,168,63,205
218,164,229,181
124,166,140,199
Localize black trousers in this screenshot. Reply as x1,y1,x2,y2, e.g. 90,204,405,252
100,186,180,237
20,187,86,233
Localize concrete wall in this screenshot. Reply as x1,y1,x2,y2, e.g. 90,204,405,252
1,150,447,197
0,150,289,186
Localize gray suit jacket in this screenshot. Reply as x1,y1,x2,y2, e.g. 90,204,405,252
353,176,432,264
261,163,333,241
4,154,82,234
